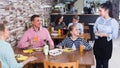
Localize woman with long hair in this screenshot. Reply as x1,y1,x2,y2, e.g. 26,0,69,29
51,15,66,32
93,1,119,68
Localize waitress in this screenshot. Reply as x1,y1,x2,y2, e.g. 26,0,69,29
93,1,119,68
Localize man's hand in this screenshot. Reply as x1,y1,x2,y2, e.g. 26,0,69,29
50,45,54,50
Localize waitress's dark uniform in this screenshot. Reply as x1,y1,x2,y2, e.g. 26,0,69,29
93,17,119,68
93,37,112,59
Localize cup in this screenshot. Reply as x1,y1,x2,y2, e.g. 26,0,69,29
58,29,61,36
79,45,84,56
33,35,38,42
80,45,84,52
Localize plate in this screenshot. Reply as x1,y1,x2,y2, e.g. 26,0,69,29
32,48,43,51
63,48,74,52
23,49,34,53
15,54,28,61
51,33,58,36
17,56,28,61
49,48,63,56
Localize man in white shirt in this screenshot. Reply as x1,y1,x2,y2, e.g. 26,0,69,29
68,15,84,34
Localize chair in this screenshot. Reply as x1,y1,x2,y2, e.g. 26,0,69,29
81,23,89,33
0,61,1,68
81,23,90,41
44,60,79,68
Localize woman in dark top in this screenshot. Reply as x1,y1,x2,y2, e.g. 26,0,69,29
93,1,119,68
51,15,66,32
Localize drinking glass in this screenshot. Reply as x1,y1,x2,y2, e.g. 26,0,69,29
33,35,38,43
79,45,84,56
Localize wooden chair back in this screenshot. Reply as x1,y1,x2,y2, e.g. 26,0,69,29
44,60,79,68
81,23,89,33
81,23,90,41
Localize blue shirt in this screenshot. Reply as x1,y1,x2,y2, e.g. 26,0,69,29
68,23,84,34
58,37,92,50
0,40,23,68
93,17,119,41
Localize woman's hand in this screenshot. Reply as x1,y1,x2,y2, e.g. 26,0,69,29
95,31,102,37
99,33,109,37
95,31,109,37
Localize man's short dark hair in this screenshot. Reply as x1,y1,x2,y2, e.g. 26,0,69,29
73,15,80,20
30,15,40,22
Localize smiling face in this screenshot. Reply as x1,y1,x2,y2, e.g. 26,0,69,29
70,25,80,37
32,17,42,28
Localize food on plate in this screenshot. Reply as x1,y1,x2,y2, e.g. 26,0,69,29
63,48,74,52
49,48,63,56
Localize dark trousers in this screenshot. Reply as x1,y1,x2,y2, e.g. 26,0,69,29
96,59,109,68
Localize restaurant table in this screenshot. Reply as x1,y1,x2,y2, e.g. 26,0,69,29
51,35,66,40
13,46,94,68
51,35,66,46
